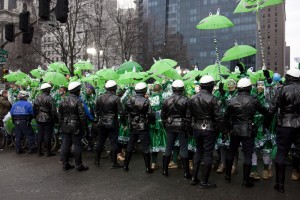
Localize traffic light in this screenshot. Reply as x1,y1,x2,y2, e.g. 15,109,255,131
22,26,34,44
19,11,30,32
55,0,69,23
5,23,15,42
39,0,51,21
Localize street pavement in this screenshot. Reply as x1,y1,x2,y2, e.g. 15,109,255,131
0,148,299,200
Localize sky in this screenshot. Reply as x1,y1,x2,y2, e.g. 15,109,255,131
119,0,299,67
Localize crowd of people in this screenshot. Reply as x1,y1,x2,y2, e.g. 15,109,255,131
1,65,300,194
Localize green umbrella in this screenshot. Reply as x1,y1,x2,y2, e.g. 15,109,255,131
117,61,143,74
81,75,99,87
162,68,182,80
30,67,45,78
30,79,40,87
183,70,204,81
3,70,29,82
196,12,234,30
221,42,257,62
74,60,94,70
254,70,274,81
49,62,70,74
43,72,68,86
69,76,79,83
96,69,119,80
149,59,177,75
202,64,230,81
234,0,283,13
118,72,145,84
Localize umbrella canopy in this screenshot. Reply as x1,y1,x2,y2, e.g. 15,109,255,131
221,43,257,62
3,70,29,82
118,72,145,84
81,75,99,87
254,70,274,81
162,68,182,80
48,62,70,74
43,72,68,86
30,67,45,78
149,59,177,75
196,11,234,30
183,70,204,81
96,69,119,80
234,0,283,13
117,61,143,74
202,64,230,81
74,60,94,70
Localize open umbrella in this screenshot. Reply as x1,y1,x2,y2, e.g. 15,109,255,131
183,70,204,81
196,9,234,80
254,70,274,81
30,67,45,78
117,61,143,74
81,75,99,87
149,58,177,75
234,0,283,69
43,72,68,86
49,62,70,74
221,42,257,62
162,68,182,80
202,64,230,81
96,69,119,80
3,70,29,82
118,72,145,84
74,60,94,70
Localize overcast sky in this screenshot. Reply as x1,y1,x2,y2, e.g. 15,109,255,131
119,0,299,67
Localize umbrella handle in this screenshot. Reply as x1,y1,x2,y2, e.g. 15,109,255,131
213,31,222,81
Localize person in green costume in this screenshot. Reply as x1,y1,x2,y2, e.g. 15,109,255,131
53,86,68,107
149,83,166,170
8,84,20,104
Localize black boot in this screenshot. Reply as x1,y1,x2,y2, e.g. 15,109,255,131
242,164,254,188
162,155,170,176
191,161,201,185
37,142,44,157
274,163,285,193
76,164,89,171
143,153,154,174
63,162,75,171
111,150,122,169
182,158,191,179
200,165,216,189
123,151,132,172
225,159,233,183
94,150,101,167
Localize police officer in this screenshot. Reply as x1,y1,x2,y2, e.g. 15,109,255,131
10,91,36,154
186,75,227,189
269,68,300,193
58,82,89,171
33,83,57,157
94,80,124,168
161,80,190,178
224,78,268,187
123,82,155,173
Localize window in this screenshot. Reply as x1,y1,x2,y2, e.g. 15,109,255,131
204,0,207,5
200,52,207,57
0,0,4,10
190,38,196,44
190,9,197,15
190,16,197,22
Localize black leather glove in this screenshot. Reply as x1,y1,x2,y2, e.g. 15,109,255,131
263,70,270,79
195,75,201,82
237,63,245,74
219,83,225,96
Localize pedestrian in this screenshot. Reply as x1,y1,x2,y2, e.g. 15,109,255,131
224,78,268,188
33,83,57,157
59,82,89,171
269,67,300,193
10,91,36,154
0,90,12,127
94,80,125,169
161,80,190,178
123,82,156,173
187,75,228,189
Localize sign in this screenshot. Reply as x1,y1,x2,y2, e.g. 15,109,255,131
0,57,6,62
0,84,5,90
0,49,8,55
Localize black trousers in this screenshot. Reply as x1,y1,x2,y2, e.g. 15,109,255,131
14,119,36,151
227,135,254,165
275,127,300,165
61,132,83,166
193,129,216,166
127,131,150,153
96,126,118,152
37,122,54,152
165,131,188,158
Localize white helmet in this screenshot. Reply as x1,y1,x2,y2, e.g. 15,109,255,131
237,78,252,88
105,80,117,89
135,82,147,91
0,90,3,96
200,75,215,84
286,67,300,78
68,81,81,91
41,83,52,90
18,91,29,98
172,80,184,89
